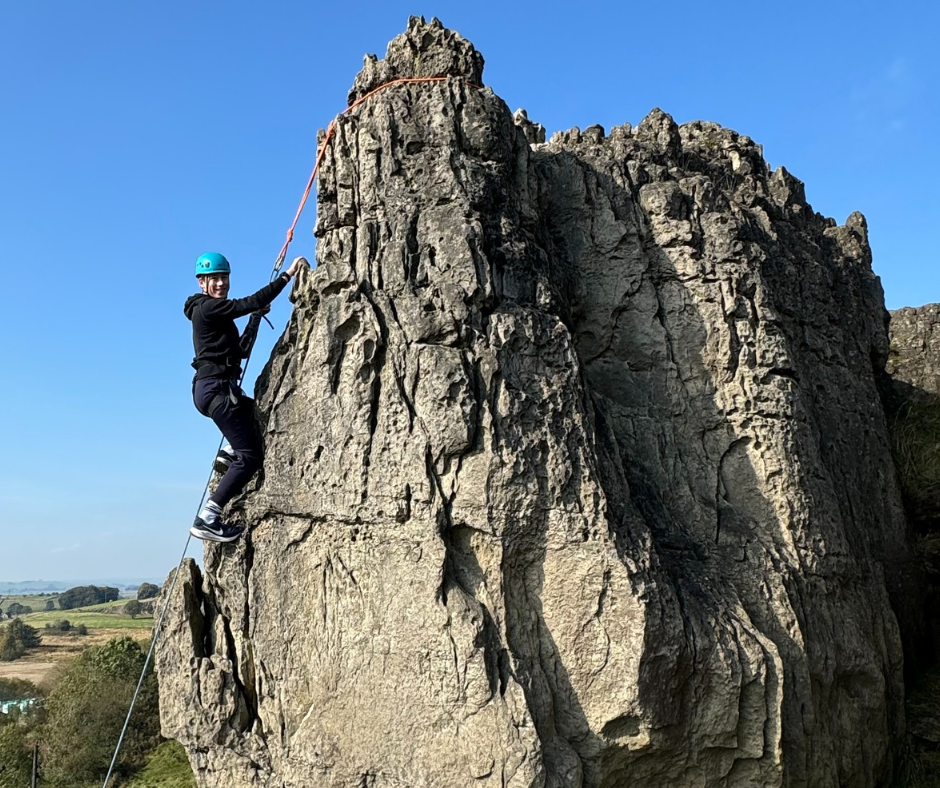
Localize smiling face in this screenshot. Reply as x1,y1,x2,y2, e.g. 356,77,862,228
198,273,230,299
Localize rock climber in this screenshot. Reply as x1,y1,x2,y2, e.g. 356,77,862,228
184,252,307,542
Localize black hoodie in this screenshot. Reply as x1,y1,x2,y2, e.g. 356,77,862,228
183,275,289,380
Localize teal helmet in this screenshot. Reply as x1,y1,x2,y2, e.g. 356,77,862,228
195,252,231,276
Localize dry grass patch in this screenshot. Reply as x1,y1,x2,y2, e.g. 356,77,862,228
0,628,148,685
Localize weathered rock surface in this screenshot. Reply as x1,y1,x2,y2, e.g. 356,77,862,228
885,303,940,542
884,304,940,752
158,17,915,788
885,305,940,592
887,304,940,398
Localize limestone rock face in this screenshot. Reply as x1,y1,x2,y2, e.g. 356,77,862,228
885,305,940,531
887,304,940,398
157,18,913,788
884,306,940,761
885,303,940,533
884,305,940,641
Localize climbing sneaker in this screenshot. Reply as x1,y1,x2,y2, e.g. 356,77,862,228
213,444,237,474
190,519,245,543
190,500,244,543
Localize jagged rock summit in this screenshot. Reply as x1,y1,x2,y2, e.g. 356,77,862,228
157,17,914,788
348,15,485,102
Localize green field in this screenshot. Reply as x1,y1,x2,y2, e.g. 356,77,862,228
29,612,153,629
1,595,138,612
3,597,153,630
58,599,130,612
0,593,61,611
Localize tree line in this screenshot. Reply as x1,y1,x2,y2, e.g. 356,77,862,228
0,585,117,619
0,637,192,787
0,583,161,621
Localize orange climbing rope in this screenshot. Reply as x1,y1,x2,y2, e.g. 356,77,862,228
272,76,481,270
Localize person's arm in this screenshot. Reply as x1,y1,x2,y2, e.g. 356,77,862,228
202,257,308,321
201,276,289,321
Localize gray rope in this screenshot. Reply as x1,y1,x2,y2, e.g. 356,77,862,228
99,439,218,788
100,532,194,788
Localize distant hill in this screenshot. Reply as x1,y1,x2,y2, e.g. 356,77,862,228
0,578,163,595
0,581,67,594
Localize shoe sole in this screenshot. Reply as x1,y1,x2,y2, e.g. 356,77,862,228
213,460,231,474
189,526,244,543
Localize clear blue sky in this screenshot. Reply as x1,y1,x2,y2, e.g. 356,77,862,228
1,0,937,582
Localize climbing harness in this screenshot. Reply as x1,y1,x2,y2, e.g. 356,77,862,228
197,378,243,418
101,74,480,788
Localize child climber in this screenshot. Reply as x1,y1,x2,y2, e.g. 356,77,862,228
184,252,307,542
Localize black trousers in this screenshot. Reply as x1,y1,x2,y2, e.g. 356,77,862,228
193,377,263,508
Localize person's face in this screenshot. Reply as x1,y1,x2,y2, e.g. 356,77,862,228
198,273,230,299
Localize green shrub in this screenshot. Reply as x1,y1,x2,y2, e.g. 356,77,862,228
0,636,24,662
0,677,39,703
121,740,195,788
0,619,42,662
40,636,159,786
0,723,32,788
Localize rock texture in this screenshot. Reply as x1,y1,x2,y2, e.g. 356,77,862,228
884,304,940,749
887,304,940,397
157,17,915,788
885,303,940,550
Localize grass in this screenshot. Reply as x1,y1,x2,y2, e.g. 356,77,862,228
1,597,146,622
32,614,153,629
121,740,195,788
0,628,149,686
17,598,153,630
0,599,153,685
70,599,131,611
0,593,61,612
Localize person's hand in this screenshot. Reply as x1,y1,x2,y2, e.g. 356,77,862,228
285,256,308,278
256,303,271,316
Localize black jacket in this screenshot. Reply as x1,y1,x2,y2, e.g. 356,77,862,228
183,275,289,380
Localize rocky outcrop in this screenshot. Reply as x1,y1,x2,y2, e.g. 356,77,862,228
885,304,940,567
884,305,940,765
157,17,915,788
887,305,940,394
